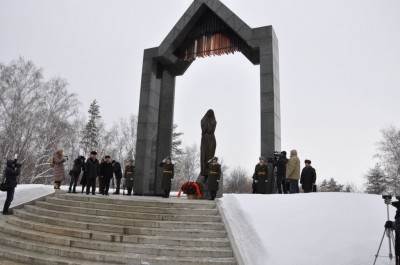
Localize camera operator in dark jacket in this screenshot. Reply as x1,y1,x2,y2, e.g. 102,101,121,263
275,151,288,194
300,159,317,193
68,156,85,193
2,159,21,215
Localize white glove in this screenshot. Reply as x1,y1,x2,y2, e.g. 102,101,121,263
255,180,259,183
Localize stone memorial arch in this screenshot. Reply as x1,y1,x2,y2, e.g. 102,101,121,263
134,0,281,196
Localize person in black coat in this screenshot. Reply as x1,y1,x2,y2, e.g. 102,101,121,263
99,156,114,195
68,156,85,194
159,156,174,198
112,160,123,195
207,157,221,200
253,156,269,194
275,151,288,194
85,151,100,195
2,159,21,215
300,160,317,193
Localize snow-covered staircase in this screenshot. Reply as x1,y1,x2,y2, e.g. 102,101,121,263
0,192,238,265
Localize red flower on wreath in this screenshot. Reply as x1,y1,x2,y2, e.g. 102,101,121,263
177,181,203,199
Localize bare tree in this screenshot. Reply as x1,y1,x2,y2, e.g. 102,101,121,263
172,143,199,190
375,125,400,194
0,57,80,184
224,166,252,194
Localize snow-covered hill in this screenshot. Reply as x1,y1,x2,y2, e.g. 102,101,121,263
0,185,395,265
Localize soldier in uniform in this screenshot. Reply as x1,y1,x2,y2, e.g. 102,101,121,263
253,156,269,194
207,157,221,200
124,159,135,196
159,156,174,198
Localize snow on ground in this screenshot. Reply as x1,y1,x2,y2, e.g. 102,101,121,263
221,193,396,265
1,185,396,265
0,184,54,208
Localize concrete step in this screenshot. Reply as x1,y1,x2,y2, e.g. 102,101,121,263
57,193,217,209
8,213,230,248
0,238,117,265
33,200,222,223
23,204,225,231
0,221,237,265
0,220,233,258
13,209,228,241
47,196,219,216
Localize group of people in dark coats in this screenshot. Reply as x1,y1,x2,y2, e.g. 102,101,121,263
252,152,317,194
67,151,133,196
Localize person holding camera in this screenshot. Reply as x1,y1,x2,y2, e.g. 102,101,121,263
286,149,301,193
52,148,68,189
2,158,21,215
253,156,269,194
300,159,317,193
68,156,85,193
159,156,174,198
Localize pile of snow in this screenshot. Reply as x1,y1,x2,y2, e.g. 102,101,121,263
0,184,54,208
221,193,396,265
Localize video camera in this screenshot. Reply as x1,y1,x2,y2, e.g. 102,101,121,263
267,151,285,164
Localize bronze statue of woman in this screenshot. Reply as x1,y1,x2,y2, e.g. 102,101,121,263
200,109,217,176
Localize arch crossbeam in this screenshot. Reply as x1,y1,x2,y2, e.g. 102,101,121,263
134,0,281,195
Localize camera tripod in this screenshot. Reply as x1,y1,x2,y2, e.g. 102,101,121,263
373,196,399,265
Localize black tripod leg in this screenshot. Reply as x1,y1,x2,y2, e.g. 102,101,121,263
374,229,388,265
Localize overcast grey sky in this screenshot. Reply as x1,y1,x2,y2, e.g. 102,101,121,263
1,0,399,188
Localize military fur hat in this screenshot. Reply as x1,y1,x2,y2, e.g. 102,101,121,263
305,159,312,164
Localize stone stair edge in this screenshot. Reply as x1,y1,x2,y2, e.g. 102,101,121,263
22,205,225,229
0,219,233,254
13,208,227,235
46,196,219,214
57,193,217,208
5,214,230,245
0,229,236,264
34,200,222,221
